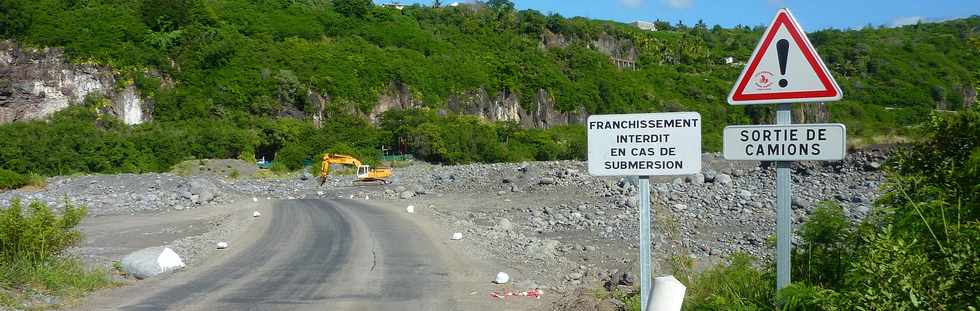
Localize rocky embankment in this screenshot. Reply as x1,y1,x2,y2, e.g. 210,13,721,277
0,149,890,308
350,149,889,294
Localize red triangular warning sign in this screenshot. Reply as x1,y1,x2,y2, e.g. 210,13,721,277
728,9,842,105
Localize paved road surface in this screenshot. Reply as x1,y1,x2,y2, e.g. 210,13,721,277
112,199,454,311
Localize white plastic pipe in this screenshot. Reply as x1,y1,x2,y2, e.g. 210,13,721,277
649,275,686,311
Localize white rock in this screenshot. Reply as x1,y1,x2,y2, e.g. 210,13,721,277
266,197,271,200
287,196,295,200
494,272,510,284
317,191,324,195
451,232,463,240
216,242,229,249
252,197,258,202
365,196,370,200
252,211,261,217
349,194,354,199
121,247,185,279
406,205,415,213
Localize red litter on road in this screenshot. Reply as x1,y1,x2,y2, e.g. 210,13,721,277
490,289,544,299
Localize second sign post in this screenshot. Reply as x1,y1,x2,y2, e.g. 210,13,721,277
726,8,846,291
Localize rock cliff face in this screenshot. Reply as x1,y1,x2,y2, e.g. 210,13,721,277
541,30,637,62
0,40,150,125
366,81,588,128
964,86,977,110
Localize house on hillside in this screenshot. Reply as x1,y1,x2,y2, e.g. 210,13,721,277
383,2,405,10
632,21,657,31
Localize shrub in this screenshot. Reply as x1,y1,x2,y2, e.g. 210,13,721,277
0,169,25,190
0,199,86,263
792,201,857,289
0,200,112,307
778,110,980,309
269,161,289,173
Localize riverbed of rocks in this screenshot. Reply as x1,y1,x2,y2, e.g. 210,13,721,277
359,149,890,292
0,148,891,298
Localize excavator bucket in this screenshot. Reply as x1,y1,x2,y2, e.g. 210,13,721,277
319,175,327,186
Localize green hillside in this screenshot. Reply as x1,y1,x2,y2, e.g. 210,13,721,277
0,0,978,175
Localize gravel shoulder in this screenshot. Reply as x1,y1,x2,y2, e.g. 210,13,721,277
68,198,276,310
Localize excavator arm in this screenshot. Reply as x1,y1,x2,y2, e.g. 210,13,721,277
319,154,374,186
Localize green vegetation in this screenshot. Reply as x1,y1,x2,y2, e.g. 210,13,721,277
629,109,978,310
0,169,26,190
0,1,977,175
0,199,115,309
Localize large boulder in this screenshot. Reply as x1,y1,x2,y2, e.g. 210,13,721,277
399,190,416,199
121,247,185,279
714,174,733,185
189,179,216,204
496,218,515,232
527,239,561,262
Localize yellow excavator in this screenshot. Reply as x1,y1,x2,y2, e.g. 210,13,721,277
319,153,393,185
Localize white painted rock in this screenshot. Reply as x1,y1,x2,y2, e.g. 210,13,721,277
494,272,510,284
365,196,370,200
121,247,185,279
349,194,354,199
406,205,415,213
317,191,324,195
252,211,261,217
451,232,463,240
216,242,229,249
252,197,258,202
266,197,271,200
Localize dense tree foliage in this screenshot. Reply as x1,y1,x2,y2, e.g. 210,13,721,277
0,0,977,174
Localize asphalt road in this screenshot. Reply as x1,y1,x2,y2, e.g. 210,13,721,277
118,199,454,311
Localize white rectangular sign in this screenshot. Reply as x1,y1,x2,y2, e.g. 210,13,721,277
723,124,846,161
587,112,702,176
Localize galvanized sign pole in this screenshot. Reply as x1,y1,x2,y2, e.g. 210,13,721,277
586,112,702,311
726,9,844,294
639,175,652,309
774,104,792,290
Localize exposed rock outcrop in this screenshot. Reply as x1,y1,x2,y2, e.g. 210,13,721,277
0,40,150,125
964,86,977,110
367,81,588,128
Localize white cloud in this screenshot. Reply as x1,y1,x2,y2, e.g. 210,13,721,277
890,16,925,27
620,0,646,8
663,0,693,9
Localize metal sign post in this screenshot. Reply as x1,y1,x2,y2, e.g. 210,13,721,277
774,104,792,289
639,175,652,308
726,8,845,294
586,112,702,311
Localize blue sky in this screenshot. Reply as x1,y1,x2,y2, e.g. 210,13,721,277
380,0,980,30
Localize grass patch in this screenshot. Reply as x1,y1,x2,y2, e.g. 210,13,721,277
675,253,775,309
0,199,117,308
25,173,47,188
847,134,911,150
170,161,194,177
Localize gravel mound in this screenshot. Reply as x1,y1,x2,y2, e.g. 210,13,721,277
0,173,241,216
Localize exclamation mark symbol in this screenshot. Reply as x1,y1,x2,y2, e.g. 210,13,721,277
777,39,789,88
